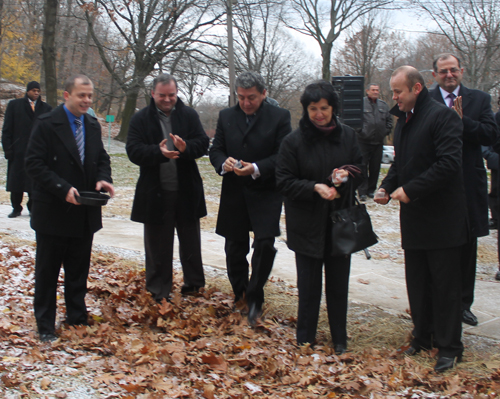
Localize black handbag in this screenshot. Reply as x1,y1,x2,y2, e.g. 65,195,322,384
330,182,378,256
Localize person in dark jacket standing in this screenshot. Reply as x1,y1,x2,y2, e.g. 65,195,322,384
126,74,208,303
25,75,114,342
357,84,392,201
276,81,362,353
210,71,291,326
2,81,52,217
375,66,467,372
430,53,499,327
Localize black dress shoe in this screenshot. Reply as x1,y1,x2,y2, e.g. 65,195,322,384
434,356,459,372
247,303,262,327
180,285,201,296
489,219,498,230
462,309,478,326
8,211,21,218
402,346,420,356
496,270,500,281
39,333,57,342
334,344,346,355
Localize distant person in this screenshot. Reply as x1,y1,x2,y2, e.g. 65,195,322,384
126,74,208,302
2,81,52,218
276,80,362,353
25,74,114,342
430,53,499,326
356,83,392,201
87,107,96,117
210,71,291,326
375,66,467,372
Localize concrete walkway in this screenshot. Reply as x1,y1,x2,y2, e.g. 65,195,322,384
1,204,499,341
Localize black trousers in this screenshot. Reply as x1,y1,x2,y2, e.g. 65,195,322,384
405,246,463,358
144,190,205,302
460,237,477,311
224,237,276,309
295,249,351,346
10,191,32,213
358,142,383,196
34,231,94,334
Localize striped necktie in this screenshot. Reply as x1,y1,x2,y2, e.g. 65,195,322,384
74,118,85,164
447,93,456,107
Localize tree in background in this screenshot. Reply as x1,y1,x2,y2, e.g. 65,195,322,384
412,0,500,92
42,0,58,107
283,0,392,81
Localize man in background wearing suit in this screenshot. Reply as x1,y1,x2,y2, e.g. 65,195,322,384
2,81,52,217
431,53,499,326
25,74,114,342
210,71,291,326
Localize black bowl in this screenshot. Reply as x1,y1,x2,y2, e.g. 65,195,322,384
76,191,110,206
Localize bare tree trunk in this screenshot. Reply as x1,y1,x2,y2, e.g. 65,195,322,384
57,0,73,80
321,43,332,81
42,0,58,107
115,88,139,142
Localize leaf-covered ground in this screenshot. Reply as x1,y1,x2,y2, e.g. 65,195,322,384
1,237,500,398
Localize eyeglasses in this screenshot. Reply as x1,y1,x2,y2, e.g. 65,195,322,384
437,68,461,76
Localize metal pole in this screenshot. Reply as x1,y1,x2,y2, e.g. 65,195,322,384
227,0,236,107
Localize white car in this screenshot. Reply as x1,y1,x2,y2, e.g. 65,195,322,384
382,145,394,164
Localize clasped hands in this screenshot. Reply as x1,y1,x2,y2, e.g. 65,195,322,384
160,133,186,159
223,157,255,176
315,168,349,200
66,180,115,205
374,187,410,204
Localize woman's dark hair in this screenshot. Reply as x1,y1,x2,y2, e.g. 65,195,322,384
300,80,339,115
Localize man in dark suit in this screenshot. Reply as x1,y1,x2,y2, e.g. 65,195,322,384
375,66,467,372
430,53,499,326
210,71,291,326
126,74,208,303
25,75,114,342
2,81,52,217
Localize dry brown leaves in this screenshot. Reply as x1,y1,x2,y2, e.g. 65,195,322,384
1,241,500,398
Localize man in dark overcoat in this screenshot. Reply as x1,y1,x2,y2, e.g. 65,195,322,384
210,71,291,325
25,75,114,342
430,53,499,326
375,66,468,372
2,81,52,217
126,74,208,302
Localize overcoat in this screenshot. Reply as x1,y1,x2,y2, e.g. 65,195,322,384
430,84,498,238
276,117,363,259
381,87,468,250
25,105,112,238
126,98,208,224
2,95,52,192
210,101,291,240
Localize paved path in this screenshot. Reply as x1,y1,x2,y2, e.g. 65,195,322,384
1,204,499,341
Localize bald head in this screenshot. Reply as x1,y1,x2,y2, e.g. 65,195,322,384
391,66,425,91
390,66,425,113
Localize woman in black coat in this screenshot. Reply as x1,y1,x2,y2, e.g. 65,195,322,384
276,81,362,354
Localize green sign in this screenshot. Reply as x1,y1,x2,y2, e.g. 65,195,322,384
106,115,115,123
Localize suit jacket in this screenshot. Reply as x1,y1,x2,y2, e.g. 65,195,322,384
430,84,499,237
25,105,112,238
126,98,208,224
1,95,52,192
381,87,468,250
210,101,291,240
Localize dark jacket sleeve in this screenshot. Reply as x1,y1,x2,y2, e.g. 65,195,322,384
386,108,393,135
25,118,73,200
126,111,169,167
176,107,209,160
254,109,292,180
482,145,499,170
462,92,498,146
210,110,229,175
1,100,15,159
403,109,463,201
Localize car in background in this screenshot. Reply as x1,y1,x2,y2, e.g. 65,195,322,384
382,145,394,164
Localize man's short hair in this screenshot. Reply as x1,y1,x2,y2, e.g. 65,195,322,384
392,66,425,91
64,74,92,93
152,74,178,91
366,83,379,90
432,53,461,72
235,71,266,93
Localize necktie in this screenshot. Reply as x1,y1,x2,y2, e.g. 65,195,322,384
405,111,412,123
74,118,85,164
447,93,456,107
31,102,35,112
